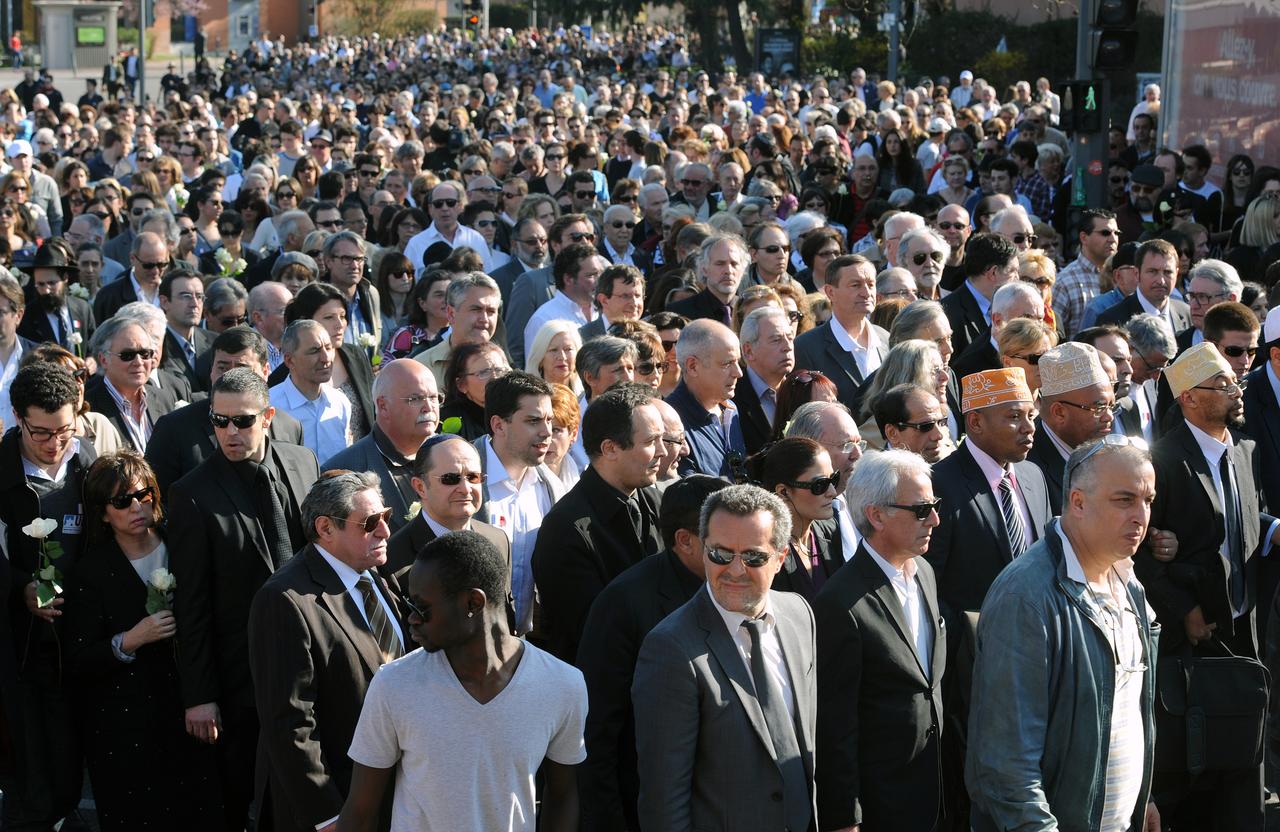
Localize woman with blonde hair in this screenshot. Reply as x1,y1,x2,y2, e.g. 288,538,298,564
855,339,954,454
153,156,185,211
998,317,1057,398
1019,248,1059,328
525,319,583,396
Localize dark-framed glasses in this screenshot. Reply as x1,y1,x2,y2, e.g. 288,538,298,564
885,498,942,520
108,486,155,510
786,471,841,496
435,471,486,486
210,410,265,429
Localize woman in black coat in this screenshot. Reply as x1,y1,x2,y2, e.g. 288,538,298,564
438,340,510,441
63,451,220,830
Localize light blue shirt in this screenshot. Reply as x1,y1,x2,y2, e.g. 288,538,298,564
965,279,993,325
269,375,351,464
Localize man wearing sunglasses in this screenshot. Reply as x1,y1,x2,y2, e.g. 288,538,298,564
1053,209,1120,338
84,316,179,453
403,181,492,278
899,226,951,301
599,204,648,274
0,362,98,830
633,484,818,832
813,449,945,832
168,368,319,832
94,231,169,323
248,470,404,832
877,384,950,464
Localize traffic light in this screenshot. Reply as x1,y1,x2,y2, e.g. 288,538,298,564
1090,0,1139,70
1058,80,1107,134
467,14,479,28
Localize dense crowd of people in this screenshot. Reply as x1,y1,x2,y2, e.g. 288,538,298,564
0,20,1278,832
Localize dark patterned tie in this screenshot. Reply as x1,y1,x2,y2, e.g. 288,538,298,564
999,470,1027,558
356,574,402,665
1220,449,1246,611
256,466,295,568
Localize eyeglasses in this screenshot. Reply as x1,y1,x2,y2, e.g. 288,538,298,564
912,250,946,266
71,367,90,383
753,243,790,255
574,191,595,200
21,419,76,442
610,221,637,230
210,410,265,429
330,254,365,266
897,418,947,432
176,291,205,303
705,545,774,568
660,338,679,352
1011,233,1038,246
1135,352,1170,372
1065,435,1149,487
544,154,565,161
136,155,154,163
399,394,443,406
7,185,27,193
1218,344,1258,359
517,236,548,247
936,221,967,231
276,190,296,199
1192,380,1243,396
136,259,170,271
431,198,459,209
473,219,498,229
1187,291,1228,306
681,179,708,187
1057,399,1118,416
786,471,841,496
636,361,668,375
107,486,155,510
112,347,155,362
1232,167,1253,176
325,507,393,534
434,471,486,486
464,366,508,381
568,231,596,243
885,498,942,520
1010,352,1045,366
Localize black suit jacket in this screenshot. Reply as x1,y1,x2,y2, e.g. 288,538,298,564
1243,364,1280,643
16,295,95,349
664,288,729,324
792,319,890,409
1095,292,1191,332
950,336,1001,382
247,544,400,832
168,442,320,709
145,398,305,496
488,257,528,307
530,465,663,663
380,511,513,622
1140,421,1272,652
939,284,989,358
84,376,182,453
268,343,375,430
577,549,703,832
771,518,846,603
925,440,1052,615
579,316,607,342
1025,418,1068,515
733,369,775,455
813,545,946,831
160,326,216,394
321,430,415,533
92,275,141,323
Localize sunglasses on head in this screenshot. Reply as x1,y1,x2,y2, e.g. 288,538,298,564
787,471,841,496
886,498,942,520
705,545,774,568
210,410,263,429
108,486,155,510
435,471,486,486
326,507,393,534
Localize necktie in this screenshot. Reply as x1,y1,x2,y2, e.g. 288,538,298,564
183,339,197,369
999,470,1028,558
356,574,402,664
741,618,811,832
626,497,645,543
256,466,295,568
760,387,777,425
1219,449,1246,611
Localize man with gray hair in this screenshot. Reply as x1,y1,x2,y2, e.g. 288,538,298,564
814,448,946,832
990,205,1037,252
786,399,867,555
405,181,492,275
638,182,670,242
600,204,645,271
882,212,925,268
667,319,746,477
952,280,1044,379
736,306,796,453
168,367,320,832
876,267,919,304
414,272,501,390
1123,312,1177,441
85,315,182,451
673,161,715,220
899,226,951,300
242,208,319,289
203,276,250,334
248,468,402,832
322,229,381,347
1182,258,1245,351
633,483,817,832
785,211,827,273
666,233,748,325
270,319,351,463
93,230,169,322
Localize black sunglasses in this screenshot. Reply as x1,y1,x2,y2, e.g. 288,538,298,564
786,471,841,496
1220,344,1258,359
210,410,264,429
1013,352,1045,366
705,545,774,568
326,507,393,534
610,221,636,229
435,471,486,486
113,348,155,362
912,251,945,266
108,486,155,510
885,498,942,520
431,198,459,209
897,418,947,432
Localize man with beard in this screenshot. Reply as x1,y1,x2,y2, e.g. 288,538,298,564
899,226,951,303
19,238,94,350
488,218,548,306
1116,164,1167,244
1140,343,1280,830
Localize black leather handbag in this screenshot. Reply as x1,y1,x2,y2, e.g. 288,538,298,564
1157,637,1271,775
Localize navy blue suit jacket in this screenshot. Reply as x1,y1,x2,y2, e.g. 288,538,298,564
665,380,746,479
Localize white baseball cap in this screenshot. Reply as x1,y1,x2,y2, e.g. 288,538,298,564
6,140,32,158
960,70,974,81
1264,306,1280,344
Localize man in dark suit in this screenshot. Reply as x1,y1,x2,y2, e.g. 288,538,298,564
158,268,216,394
1245,310,1280,645
666,319,748,478
1154,300,1258,435
93,231,169,322
939,232,1020,358
578,262,646,343
577,475,728,832
85,317,181,453
927,367,1052,615
736,306,795,454
248,471,403,832
147,327,305,494
597,206,654,277
1140,343,1277,830
1096,239,1191,335
665,233,745,325
506,213,595,368
531,384,664,663
815,449,947,832
632,483,818,832
168,369,320,832
793,254,889,406
489,217,548,307
323,359,440,532
1026,343,1116,514
950,280,1044,382
19,238,95,351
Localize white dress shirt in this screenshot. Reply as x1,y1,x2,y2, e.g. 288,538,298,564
863,541,932,675
706,584,796,720
828,313,884,379
523,290,597,357
269,376,351,464
480,436,553,634
314,544,405,651
404,222,493,277
1135,289,1176,333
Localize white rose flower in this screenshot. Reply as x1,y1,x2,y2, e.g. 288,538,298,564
150,568,176,592
68,332,82,346
233,258,247,274
405,500,422,521
358,332,377,349
215,248,233,266
22,518,58,539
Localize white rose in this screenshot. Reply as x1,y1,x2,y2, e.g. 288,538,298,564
215,248,233,266
22,518,58,539
150,568,176,592
68,332,82,346
233,258,247,273
405,500,422,522
358,332,377,349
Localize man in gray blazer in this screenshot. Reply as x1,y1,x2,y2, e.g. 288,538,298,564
633,484,818,832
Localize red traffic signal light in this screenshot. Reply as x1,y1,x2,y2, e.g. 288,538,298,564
467,14,479,25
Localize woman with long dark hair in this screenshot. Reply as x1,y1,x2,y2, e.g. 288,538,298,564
439,341,510,441
876,128,926,193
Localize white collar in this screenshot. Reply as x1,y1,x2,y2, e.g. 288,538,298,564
1185,419,1229,465
862,539,919,584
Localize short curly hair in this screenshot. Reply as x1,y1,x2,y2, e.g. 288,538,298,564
10,362,79,419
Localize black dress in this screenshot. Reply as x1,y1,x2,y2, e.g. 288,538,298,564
63,536,221,831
